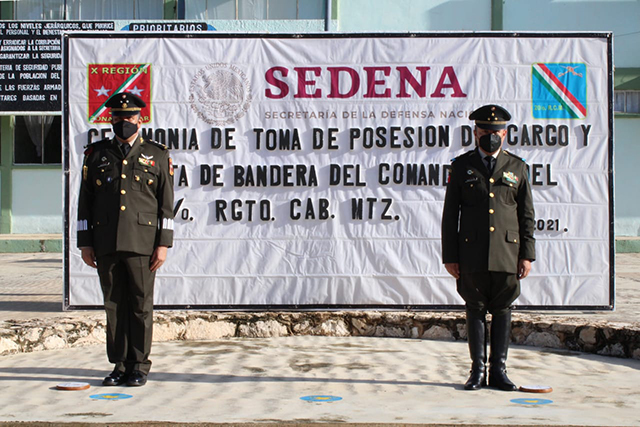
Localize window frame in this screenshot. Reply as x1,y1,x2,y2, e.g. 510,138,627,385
13,115,62,165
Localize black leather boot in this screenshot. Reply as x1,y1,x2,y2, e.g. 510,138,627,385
464,309,487,390
488,310,518,391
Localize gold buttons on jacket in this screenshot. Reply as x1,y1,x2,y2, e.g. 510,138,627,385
489,178,495,183
120,206,126,211
121,174,126,179
489,209,494,214
96,179,102,186
123,160,128,165
489,226,495,232
147,179,154,185
135,175,140,182
120,189,126,195
489,192,495,198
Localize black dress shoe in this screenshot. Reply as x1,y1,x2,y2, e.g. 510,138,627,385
102,371,128,386
488,368,518,391
464,367,487,390
126,371,148,387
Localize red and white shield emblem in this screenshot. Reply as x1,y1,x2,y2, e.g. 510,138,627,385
87,63,152,124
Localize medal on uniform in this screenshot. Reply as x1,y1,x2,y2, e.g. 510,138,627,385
138,157,155,167
503,171,519,184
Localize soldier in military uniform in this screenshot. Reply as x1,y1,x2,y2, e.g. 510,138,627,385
77,92,174,387
441,105,535,391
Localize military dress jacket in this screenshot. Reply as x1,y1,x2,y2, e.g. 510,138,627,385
77,136,174,257
441,149,535,274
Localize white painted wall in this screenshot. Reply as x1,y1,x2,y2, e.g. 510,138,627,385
11,169,63,234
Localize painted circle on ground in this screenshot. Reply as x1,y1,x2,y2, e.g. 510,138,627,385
511,398,553,405
56,382,90,391
300,395,342,402
90,393,133,400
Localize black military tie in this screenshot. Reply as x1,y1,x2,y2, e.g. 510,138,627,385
121,142,131,157
485,155,495,174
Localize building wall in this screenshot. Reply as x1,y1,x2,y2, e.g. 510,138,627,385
614,118,640,236
503,0,640,68
11,169,62,234
0,0,638,238
337,0,491,31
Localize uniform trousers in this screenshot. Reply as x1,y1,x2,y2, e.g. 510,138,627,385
97,252,155,375
457,271,520,315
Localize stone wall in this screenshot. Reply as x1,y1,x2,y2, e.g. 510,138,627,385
1,311,639,360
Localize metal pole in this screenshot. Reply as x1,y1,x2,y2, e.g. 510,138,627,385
324,0,331,31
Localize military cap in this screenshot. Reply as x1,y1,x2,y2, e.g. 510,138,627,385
469,104,511,130
105,92,146,117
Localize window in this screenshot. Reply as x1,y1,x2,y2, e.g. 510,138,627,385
186,0,325,20
15,0,65,19
14,0,164,19
13,116,62,164
615,91,640,114
66,0,164,20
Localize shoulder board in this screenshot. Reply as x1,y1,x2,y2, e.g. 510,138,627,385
83,138,109,155
143,139,168,150
451,150,474,163
503,150,526,162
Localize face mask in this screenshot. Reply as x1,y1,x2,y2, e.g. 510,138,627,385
113,120,138,140
479,133,502,153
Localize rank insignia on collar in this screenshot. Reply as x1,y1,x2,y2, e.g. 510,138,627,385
138,157,155,167
503,171,519,184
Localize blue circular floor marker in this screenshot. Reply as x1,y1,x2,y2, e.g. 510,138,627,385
300,395,342,403
511,398,553,405
90,393,133,400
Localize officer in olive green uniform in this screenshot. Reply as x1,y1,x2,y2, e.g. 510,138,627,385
77,92,174,387
441,105,535,391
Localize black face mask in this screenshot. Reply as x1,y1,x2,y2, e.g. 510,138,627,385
478,133,502,153
113,120,138,140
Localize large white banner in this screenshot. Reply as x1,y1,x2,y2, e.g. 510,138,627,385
63,33,613,310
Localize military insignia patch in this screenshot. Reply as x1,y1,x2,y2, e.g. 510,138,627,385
503,171,519,184
169,157,174,176
138,157,155,167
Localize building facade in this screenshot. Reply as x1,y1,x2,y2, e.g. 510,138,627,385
0,0,638,242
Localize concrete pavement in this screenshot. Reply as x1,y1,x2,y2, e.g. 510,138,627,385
0,252,639,426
